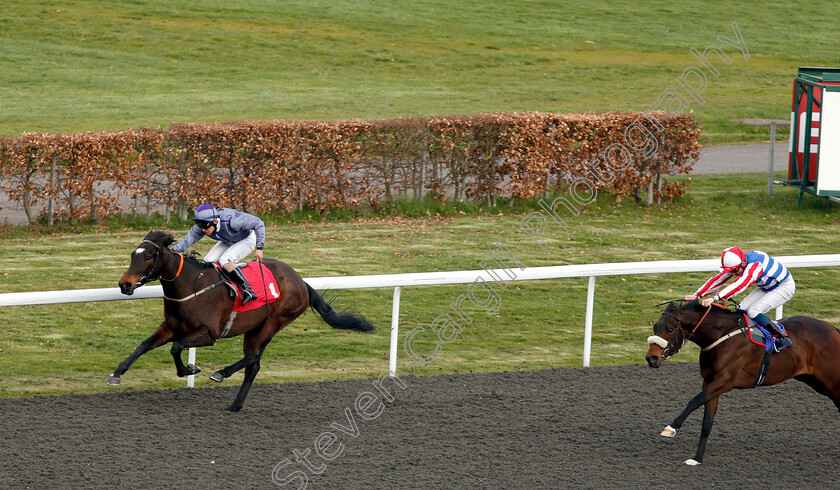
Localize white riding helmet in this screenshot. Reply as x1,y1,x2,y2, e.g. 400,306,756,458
720,246,746,272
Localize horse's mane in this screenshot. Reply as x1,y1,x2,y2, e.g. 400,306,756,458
141,231,209,268
679,299,740,316
143,230,175,248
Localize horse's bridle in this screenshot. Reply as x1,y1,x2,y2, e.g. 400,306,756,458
654,310,687,360
133,240,222,303
649,301,733,359
135,240,180,286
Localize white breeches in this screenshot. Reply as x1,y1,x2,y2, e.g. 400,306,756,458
204,231,256,267
739,278,796,318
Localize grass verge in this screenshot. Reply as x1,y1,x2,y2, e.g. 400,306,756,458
0,0,835,143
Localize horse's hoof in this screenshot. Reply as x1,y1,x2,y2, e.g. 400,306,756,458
106,374,121,386
684,459,701,466
210,372,224,383
226,404,242,413
187,364,201,375
660,425,676,438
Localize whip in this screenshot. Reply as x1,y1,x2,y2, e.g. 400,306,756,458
257,255,270,320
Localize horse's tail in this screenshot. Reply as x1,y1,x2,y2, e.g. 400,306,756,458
305,283,375,333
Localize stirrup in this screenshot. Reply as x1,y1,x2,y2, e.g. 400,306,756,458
241,290,257,306
774,337,792,352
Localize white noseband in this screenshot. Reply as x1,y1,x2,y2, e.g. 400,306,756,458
647,335,668,349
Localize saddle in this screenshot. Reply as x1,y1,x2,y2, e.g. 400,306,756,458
212,262,280,313
741,313,788,387
742,313,788,354
211,261,281,338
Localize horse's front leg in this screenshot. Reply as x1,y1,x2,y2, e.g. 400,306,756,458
170,327,215,377
685,396,720,466
661,389,707,437
661,378,732,466
107,323,174,385
661,377,731,437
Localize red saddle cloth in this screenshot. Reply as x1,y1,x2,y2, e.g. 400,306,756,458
231,262,281,313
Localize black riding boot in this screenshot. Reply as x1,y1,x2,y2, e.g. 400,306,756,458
227,267,258,306
765,321,792,352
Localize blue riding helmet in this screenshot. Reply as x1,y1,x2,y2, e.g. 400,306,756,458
193,203,219,222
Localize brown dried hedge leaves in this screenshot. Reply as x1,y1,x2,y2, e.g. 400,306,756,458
0,111,699,223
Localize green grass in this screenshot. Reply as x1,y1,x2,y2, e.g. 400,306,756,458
0,173,838,397
0,0,837,142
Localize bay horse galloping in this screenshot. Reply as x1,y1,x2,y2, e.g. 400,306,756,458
645,300,840,465
113,231,375,412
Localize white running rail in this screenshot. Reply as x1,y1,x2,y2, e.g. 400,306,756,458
2,254,839,386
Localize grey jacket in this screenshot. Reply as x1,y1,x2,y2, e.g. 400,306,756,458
171,208,266,252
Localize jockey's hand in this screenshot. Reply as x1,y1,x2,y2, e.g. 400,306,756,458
255,249,264,261
684,294,697,301
701,297,715,307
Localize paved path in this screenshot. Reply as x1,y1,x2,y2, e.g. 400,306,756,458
692,142,788,174
0,143,789,227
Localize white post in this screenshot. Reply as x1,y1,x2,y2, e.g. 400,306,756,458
187,347,196,388
389,287,402,376
767,121,776,197
583,276,596,367
775,305,783,321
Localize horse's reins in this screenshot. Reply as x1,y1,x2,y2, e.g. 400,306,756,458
654,302,729,358
159,250,184,282
692,303,753,352
690,303,719,336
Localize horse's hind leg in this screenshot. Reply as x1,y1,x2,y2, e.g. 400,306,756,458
794,374,840,412
818,379,840,412
210,318,291,384
209,345,264,385
170,327,214,377
107,323,174,385
227,359,262,413
216,319,291,412
221,339,268,412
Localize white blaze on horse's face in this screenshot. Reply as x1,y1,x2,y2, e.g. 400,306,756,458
135,247,145,256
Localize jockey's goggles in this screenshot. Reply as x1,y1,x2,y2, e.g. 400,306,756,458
197,220,215,230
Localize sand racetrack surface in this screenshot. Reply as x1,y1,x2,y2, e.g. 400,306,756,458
0,362,838,489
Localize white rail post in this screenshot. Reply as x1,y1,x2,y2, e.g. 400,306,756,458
389,287,402,376
187,347,196,388
583,276,596,367
767,121,776,197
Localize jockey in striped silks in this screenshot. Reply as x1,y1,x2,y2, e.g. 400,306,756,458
684,246,794,351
